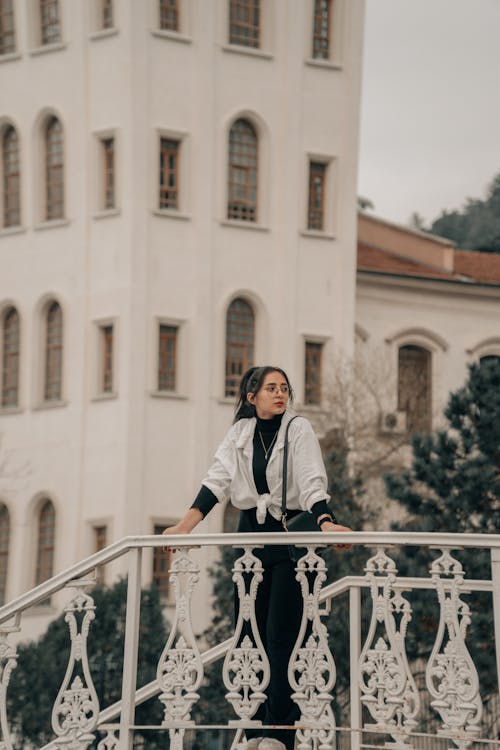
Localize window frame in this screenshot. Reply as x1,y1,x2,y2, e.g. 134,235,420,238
302,154,337,237
43,300,63,403
93,523,108,584
101,136,116,210
93,129,120,216
304,339,324,407
93,318,118,399
152,522,173,604
1,305,20,409
151,317,187,399
35,498,56,587
397,344,433,434
224,297,255,398
44,115,65,221
158,0,180,32
0,0,16,57
39,0,62,47
305,0,344,68
153,129,190,219
1,123,21,229
159,136,180,211
227,118,258,224
228,0,260,50
157,323,178,393
0,502,10,606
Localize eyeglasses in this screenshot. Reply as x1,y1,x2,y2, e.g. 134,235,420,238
262,384,290,395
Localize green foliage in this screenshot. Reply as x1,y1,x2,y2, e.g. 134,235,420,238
385,359,500,696
429,171,500,252
321,434,373,719
7,579,168,750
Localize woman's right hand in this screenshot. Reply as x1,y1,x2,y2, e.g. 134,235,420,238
161,508,203,551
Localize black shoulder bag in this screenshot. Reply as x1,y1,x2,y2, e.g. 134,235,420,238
280,416,336,560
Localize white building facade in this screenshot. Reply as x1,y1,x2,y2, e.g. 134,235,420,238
356,213,500,469
0,0,365,634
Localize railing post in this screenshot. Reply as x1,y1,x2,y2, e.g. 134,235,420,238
349,585,361,750
491,546,500,695
119,548,142,750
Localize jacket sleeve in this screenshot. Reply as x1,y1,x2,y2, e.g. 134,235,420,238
290,419,330,512
199,425,237,504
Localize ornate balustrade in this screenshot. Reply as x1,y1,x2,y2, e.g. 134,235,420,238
0,532,499,750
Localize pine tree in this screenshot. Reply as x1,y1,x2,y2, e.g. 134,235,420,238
385,359,500,697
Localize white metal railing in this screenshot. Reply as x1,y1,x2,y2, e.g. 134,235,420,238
0,532,499,750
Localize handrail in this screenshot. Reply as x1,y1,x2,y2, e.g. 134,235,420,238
38,569,496,750
1,531,498,625
4,532,498,750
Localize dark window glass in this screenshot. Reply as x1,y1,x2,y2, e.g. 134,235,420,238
0,504,9,606
45,117,64,220
312,0,331,60
102,138,115,209
308,162,326,230
152,524,171,602
2,307,19,407
229,0,260,48
40,0,61,45
159,0,179,32
398,345,432,433
227,119,257,222
36,499,55,585
225,298,254,397
0,0,16,54
2,125,20,227
159,138,179,210
101,325,113,393
305,341,323,405
158,324,177,392
44,301,63,401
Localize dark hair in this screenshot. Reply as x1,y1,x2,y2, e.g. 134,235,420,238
233,366,294,422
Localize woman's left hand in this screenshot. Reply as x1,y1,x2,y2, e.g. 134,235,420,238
320,522,352,549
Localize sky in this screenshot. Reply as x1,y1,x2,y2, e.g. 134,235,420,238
358,0,500,227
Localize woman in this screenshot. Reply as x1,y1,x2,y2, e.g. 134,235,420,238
163,366,351,750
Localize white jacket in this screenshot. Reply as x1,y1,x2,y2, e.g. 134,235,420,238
201,409,330,523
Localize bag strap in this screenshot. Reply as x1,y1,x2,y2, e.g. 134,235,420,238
281,415,300,528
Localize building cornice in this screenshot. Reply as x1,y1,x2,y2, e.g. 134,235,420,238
356,269,500,299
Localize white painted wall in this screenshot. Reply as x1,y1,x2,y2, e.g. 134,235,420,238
0,0,365,638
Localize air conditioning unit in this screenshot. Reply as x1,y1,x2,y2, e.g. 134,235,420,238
379,410,407,435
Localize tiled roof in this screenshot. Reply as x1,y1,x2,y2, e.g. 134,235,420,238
358,242,500,286
357,242,462,281
454,249,500,284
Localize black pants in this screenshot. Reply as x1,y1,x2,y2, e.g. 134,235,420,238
236,511,303,749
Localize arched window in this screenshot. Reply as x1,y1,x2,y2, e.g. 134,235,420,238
1,306,20,408
44,301,62,401
2,125,20,228
0,504,10,606
398,345,432,433
225,298,255,397
227,119,258,222
44,116,64,220
35,499,55,585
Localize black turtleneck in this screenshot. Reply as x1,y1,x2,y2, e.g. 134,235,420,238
252,412,282,493
191,414,330,522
